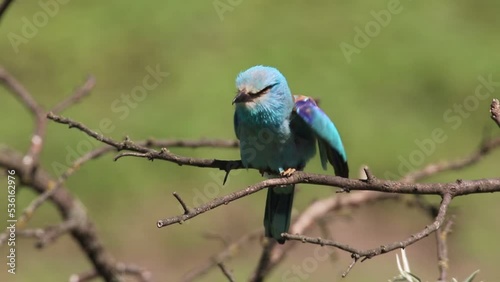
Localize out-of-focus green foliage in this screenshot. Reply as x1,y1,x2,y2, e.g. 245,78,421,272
1,1,499,281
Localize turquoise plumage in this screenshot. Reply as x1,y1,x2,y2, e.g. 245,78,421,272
232,66,348,244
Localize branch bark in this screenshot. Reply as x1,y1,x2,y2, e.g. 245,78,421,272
283,193,451,259
491,98,500,127
436,218,454,282
0,148,122,281
45,97,500,281
0,0,14,22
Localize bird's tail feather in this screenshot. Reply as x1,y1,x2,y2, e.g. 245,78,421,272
264,184,295,244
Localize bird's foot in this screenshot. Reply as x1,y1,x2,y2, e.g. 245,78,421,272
280,168,296,177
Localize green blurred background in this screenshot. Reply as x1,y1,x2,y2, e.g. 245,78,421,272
1,0,499,281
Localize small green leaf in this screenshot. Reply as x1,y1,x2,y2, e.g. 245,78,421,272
405,272,421,282
462,269,480,282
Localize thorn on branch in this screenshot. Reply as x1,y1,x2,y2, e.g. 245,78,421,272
363,166,376,183
223,169,231,185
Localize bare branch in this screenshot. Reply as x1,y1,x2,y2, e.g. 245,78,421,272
16,220,78,248
36,219,79,248
363,166,376,182
217,262,236,282
52,75,96,114
202,231,231,247
173,192,191,215
0,66,47,175
47,112,244,171
491,98,500,128
342,254,360,278
47,113,500,203
437,217,454,282
182,229,261,282
115,262,153,282
69,270,97,282
70,263,152,282
402,137,500,182
0,0,14,22
46,105,500,281
0,67,43,116
282,193,452,264
15,147,90,228
0,148,123,281
143,138,238,148
157,175,498,228
249,240,277,282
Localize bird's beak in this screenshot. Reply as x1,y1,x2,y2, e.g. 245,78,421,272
232,91,252,105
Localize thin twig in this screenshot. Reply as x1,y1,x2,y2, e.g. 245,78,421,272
0,67,43,116
402,137,500,182
47,112,244,171
0,66,47,176
70,263,152,282
437,217,455,282
46,106,500,281
282,193,452,262
173,192,191,215
15,154,85,229
157,175,499,228
342,254,359,277
202,231,231,247
182,229,261,282
0,0,15,22
491,98,500,128
52,75,96,114
0,148,124,281
249,240,277,282
217,262,236,282
115,262,153,282
36,219,79,248
16,220,79,248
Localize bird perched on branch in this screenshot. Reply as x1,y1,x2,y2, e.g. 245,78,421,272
232,65,349,244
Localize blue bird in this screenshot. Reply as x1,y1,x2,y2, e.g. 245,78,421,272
232,66,348,244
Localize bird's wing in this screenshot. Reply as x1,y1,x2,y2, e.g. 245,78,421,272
293,95,349,177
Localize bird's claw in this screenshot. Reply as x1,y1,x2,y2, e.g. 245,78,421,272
280,168,296,177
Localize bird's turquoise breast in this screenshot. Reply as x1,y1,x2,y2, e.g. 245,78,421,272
236,110,315,172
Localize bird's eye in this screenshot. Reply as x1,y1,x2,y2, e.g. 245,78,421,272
253,83,278,96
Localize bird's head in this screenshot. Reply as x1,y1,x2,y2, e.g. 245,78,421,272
232,66,293,111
